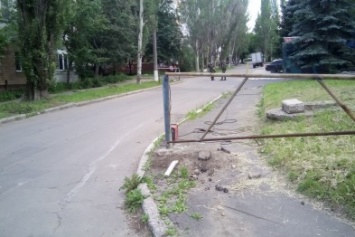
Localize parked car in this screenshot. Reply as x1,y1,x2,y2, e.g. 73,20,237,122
265,59,283,73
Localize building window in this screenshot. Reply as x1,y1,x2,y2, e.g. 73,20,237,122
57,53,68,71
15,52,22,72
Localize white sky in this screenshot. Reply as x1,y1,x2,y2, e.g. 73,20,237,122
247,0,261,31
247,0,280,31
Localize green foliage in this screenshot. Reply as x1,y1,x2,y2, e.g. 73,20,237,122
0,80,159,119
120,174,143,194
179,166,189,179
145,5,182,64
125,189,146,212
190,212,203,220
178,42,195,72
16,0,71,100
253,0,280,60
0,89,24,102
140,214,149,223
288,0,355,73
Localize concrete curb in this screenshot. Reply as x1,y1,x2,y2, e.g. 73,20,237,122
135,94,223,237
0,83,170,126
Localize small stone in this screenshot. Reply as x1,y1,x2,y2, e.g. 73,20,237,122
301,201,305,206
231,164,236,169
207,168,214,176
248,168,263,179
215,185,223,191
198,161,208,172
190,175,198,180
208,178,213,182
200,179,205,184
223,188,229,193
282,99,305,114
198,151,211,161
193,169,200,175
205,186,210,191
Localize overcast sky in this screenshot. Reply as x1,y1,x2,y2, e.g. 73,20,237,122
247,0,280,31
247,0,261,30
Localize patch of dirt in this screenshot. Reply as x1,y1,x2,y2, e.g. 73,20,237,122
125,208,152,237
149,140,286,197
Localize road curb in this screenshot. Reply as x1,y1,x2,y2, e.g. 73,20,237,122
135,94,223,237
0,83,169,126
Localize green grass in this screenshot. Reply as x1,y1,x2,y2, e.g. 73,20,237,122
260,79,355,220
186,101,216,120
0,81,159,119
150,166,196,217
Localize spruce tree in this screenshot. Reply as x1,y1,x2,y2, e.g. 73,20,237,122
290,0,355,73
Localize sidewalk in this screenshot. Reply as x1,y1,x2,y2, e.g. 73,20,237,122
140,69,355,236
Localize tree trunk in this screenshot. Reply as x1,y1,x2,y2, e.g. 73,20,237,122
195,40,200,72
136,0,144,84
153,29,159,82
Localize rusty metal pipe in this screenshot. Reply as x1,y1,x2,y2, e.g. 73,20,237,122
168,131,355,144
316,77,355,122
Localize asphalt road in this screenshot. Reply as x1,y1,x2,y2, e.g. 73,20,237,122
0,64,266,237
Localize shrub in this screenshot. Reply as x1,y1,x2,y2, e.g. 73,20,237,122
0,89,24,102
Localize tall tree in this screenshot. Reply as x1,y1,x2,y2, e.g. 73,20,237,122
290,0,355,73
254,0,280,61
17,0,70,100
180,0,249,71
145,4,182,65
101,0,137,72
63,0,108,79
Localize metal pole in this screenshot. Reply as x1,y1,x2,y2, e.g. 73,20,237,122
316,77,355,122
169,130,355,144
199,76,249,141
163,74,171,147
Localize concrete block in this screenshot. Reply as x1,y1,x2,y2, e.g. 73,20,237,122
282,99,305,114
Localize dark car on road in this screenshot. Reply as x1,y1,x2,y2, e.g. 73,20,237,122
265,59,283,73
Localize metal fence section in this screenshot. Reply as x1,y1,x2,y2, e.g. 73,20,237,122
162,72,355,146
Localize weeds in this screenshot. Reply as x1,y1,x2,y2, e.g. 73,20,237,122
120,174,143,194
125,189,146,213
186,101,216,120
140,214,149,223
190,213,203,220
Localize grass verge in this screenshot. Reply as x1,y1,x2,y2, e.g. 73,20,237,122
0,81,159,120
259,79,355,220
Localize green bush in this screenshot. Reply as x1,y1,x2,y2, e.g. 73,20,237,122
79,78,93,89
0,89,24,102
92,78,102,88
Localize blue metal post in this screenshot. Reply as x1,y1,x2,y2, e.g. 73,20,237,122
162,75,171,147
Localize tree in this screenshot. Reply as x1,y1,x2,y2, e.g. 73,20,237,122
17,0,70,100
145,4,182,65
0,0,17,57
290,0,355,73
179,0,249,71
253,0,280,61
101,0,137,72
63,0,109,80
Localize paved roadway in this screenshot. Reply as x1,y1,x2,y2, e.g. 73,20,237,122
0,64,267,237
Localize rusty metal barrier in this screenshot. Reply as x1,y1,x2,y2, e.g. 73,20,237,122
162,72,355,145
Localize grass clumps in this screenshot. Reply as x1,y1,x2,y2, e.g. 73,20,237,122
120,174,146,213
153,166,196,217
260,79,355,220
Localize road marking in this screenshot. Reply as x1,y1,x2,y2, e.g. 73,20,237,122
63,122,146,204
